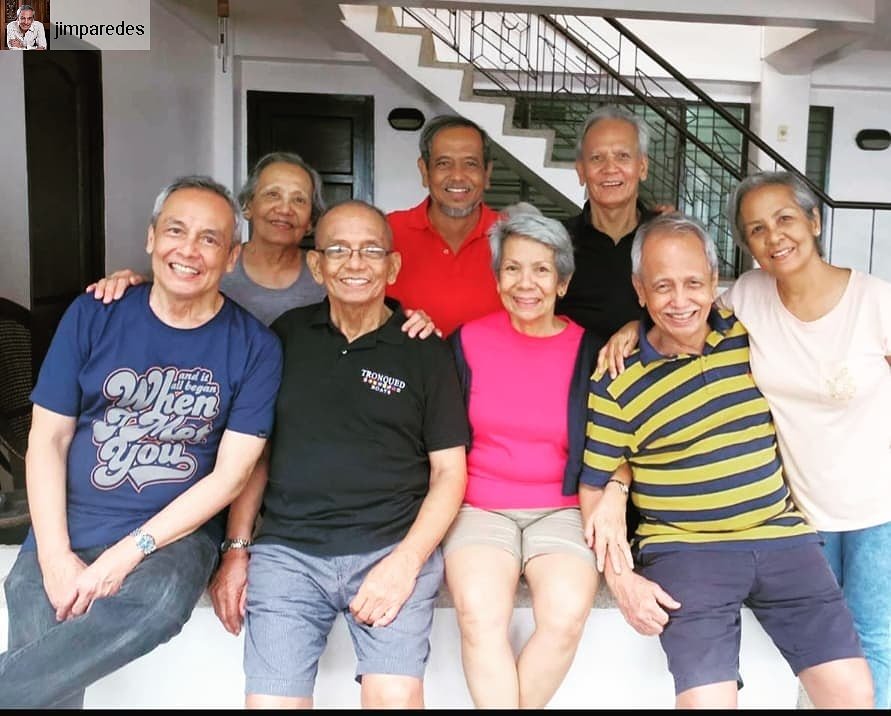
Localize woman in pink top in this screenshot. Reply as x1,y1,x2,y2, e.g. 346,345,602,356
442,203,606,707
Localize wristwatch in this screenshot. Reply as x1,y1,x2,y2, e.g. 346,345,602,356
130,527,157,556
220,537,252,553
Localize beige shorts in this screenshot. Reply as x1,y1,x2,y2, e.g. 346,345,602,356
442,504,595,572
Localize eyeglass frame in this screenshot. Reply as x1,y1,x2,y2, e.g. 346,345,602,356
315,244,394,262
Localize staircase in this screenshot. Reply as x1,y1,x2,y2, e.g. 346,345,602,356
340,4,891,281
340,4,583,212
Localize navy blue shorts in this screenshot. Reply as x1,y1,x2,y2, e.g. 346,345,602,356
638,543,864,695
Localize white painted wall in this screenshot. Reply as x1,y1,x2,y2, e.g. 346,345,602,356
620,19,764,82
0,54,31,308
102,0,216,276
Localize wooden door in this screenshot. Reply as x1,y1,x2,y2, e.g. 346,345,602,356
24,50,105,372
247,91,374,246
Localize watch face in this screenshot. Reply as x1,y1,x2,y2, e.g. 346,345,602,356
136,532,156,554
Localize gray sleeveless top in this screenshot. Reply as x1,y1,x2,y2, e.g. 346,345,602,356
220,249,326,326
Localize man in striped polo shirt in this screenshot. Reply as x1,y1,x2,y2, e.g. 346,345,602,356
578,213,872,708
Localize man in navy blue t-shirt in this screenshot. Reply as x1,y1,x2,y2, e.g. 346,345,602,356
0,176,282,708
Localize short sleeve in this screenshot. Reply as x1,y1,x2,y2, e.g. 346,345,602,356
224,328,283,438
716,280,736,312
420,339,470,453
30,295,96,416
580,375,635,488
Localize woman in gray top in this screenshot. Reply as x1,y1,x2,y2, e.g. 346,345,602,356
223,152,327,325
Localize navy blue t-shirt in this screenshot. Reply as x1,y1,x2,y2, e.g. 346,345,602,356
25,284,282,550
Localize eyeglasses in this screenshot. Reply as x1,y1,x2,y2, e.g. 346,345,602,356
318,245,392,262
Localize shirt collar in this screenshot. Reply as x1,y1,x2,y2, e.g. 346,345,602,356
310,297,407,345
406,196,496,245
581,198,655,231
638,305,734,366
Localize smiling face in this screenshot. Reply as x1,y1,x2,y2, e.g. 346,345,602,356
497,234,569,334
307,203,401,311
633,229,717,356
17,9,34,32
738,183,821,278
243,162,315,248
575,118,648,211
418,125,493,221
146,187,239,303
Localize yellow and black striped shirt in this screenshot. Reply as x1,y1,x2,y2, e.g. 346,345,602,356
582,308,816,555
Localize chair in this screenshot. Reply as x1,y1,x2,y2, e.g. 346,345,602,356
0,297,33,529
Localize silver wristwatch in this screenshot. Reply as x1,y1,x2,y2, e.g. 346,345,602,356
130,527,157,556
220,537,252,553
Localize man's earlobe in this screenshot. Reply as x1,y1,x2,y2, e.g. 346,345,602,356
387,251,402,285
226,242,242,273
632,275,646,307
306,249,323,282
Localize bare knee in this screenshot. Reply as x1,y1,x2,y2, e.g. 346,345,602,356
800,657,874,708
533,601,589,646
451,586,513,643
676,681,738,708
361,674,423,708
246,694,312,709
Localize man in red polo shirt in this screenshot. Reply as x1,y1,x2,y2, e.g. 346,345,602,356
387,116,503,337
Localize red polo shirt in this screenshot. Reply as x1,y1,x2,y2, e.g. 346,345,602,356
386,198,502,337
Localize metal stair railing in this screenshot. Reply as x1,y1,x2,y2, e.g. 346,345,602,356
392,7,891,280
570,16,891,276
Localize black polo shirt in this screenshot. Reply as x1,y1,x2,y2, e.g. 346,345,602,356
557,201,656,340
257,299,469,557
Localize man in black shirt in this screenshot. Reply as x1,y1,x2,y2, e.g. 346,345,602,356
210,200,469,708
558,104,657,340
558,104,658,544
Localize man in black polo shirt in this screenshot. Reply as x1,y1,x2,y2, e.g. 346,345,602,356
209,200,469,708
558,104,658,544
558,104,658,340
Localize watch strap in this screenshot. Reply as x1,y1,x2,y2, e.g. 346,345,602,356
220,537,252,553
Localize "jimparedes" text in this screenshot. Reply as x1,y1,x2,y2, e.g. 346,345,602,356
53,21,146,40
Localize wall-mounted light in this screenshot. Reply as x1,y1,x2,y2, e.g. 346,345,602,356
855,129,891,151
388,108,425,131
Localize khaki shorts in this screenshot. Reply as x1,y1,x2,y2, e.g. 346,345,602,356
442,504,595,572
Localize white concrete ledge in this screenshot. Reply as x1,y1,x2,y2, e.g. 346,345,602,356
0,544,805,708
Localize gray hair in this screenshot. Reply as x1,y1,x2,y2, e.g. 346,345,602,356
16,5,34,18
314,199,393,249
488,202,575,282
727,170,823,256
150,175,243,247
631,212,718,277
237,152,326,226
419,115,492,165
576,104,650,158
